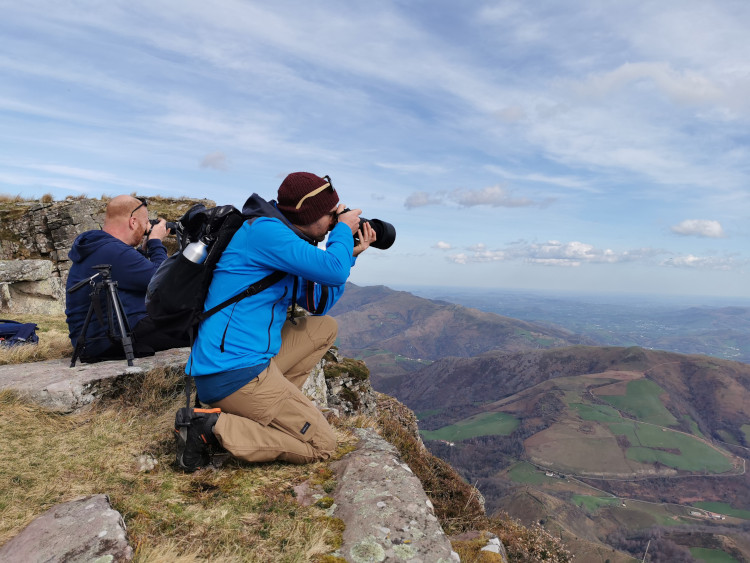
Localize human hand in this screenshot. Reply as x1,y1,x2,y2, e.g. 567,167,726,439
148,218,169,241
336,206,362,235
353,221,377,256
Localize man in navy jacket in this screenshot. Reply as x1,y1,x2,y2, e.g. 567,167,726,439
177,172,376,471
65,195,188,361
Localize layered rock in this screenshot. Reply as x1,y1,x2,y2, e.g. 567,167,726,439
0,197,211,315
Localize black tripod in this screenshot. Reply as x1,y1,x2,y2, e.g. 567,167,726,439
68,264,135,367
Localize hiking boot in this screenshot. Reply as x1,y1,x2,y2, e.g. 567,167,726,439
174,408,221,472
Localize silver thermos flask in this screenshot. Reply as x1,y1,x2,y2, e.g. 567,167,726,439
182,239,208,264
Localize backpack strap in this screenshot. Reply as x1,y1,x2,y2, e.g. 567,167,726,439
199,270,287,321
184,269,287,408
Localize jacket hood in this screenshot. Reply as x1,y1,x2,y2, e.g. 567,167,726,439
241,193,314,243
67,230,118,263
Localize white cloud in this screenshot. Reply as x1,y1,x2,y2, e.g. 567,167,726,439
449,240,662,267
448,248,505,263
451,185,533,207
201,151,228,171
670,219,725,238
376,162,448,175
661,255,738,270
404,191,445,208
434,241,452,250
577,62,722,106
405,185,539,209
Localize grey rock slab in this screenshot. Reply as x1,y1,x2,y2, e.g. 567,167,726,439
332,427,458,563
0,347,190,412
0,259,55,282
0,494,133,562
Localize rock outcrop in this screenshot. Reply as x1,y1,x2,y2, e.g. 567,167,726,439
0,259,66,315
0,494,133,562
332,427,459,562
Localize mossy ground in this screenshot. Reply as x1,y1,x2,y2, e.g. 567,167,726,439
0,367,358,561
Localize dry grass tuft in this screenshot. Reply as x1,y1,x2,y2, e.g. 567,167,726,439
0,194,25,202
0,315,73,366
0,366,354,561
0,329,72,365
0,314,72,365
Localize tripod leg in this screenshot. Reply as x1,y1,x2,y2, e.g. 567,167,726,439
107,282,135,366
70,297,97,367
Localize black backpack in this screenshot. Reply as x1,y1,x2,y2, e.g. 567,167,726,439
145,204,285,341
0,320,39,346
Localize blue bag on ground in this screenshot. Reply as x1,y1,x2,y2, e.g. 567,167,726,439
0,320,39,346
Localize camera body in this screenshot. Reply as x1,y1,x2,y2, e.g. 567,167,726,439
149,218,178,232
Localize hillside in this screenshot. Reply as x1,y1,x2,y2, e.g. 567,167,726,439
395,345,750,561
329,283,595,381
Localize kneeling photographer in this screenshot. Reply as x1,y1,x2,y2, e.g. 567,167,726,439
65,194,190,362
177,172,392,471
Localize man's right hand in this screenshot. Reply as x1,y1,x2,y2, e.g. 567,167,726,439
148,218,169,241
336,206,362,235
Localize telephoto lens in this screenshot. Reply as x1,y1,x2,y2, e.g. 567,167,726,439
358,217,396,250
338,208,396,250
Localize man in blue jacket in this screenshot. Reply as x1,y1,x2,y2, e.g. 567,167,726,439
177,172,376,471
66,195,188,361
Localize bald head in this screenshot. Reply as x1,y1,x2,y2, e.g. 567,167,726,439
106,195,143,222
103,195,149,246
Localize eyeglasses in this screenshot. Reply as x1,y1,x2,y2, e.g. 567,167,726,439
294,175,336,210
130,197,148,218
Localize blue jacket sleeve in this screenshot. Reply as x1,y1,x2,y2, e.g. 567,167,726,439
248,220,355,285
245,219,355,313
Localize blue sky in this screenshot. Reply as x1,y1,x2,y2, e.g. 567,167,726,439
2,1,750,298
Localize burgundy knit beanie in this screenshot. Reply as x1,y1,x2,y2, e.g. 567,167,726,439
276,172,339,225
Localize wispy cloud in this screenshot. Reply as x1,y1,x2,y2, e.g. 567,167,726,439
670,219,725,238
661,255,740,270
405,185,541,209
201,152,228,171
448,240,662,267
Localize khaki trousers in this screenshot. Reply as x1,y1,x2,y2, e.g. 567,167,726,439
210,315,338,464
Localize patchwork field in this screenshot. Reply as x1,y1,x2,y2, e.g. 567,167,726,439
420,411,519,441
595,378,678,427
692,501,750,520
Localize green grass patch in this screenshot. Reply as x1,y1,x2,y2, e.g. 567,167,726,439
416,409,442,421
599,379,678,427
420,411,519,442
742,424,750,444
506,462,550,485
685,415,705,438
571,494,620,513
717,429,740,446
570,402,622,422
690,547,740,563
692,501,750,520
608,421,733,473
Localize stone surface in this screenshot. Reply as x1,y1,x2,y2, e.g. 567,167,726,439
0,494,133,562
0,258,55,282
0,347,192,412
0,259,66,314
301,358,328,409
332,427,459,563
324,354,378,417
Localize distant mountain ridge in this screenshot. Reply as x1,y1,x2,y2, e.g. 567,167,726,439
330,283,595,380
